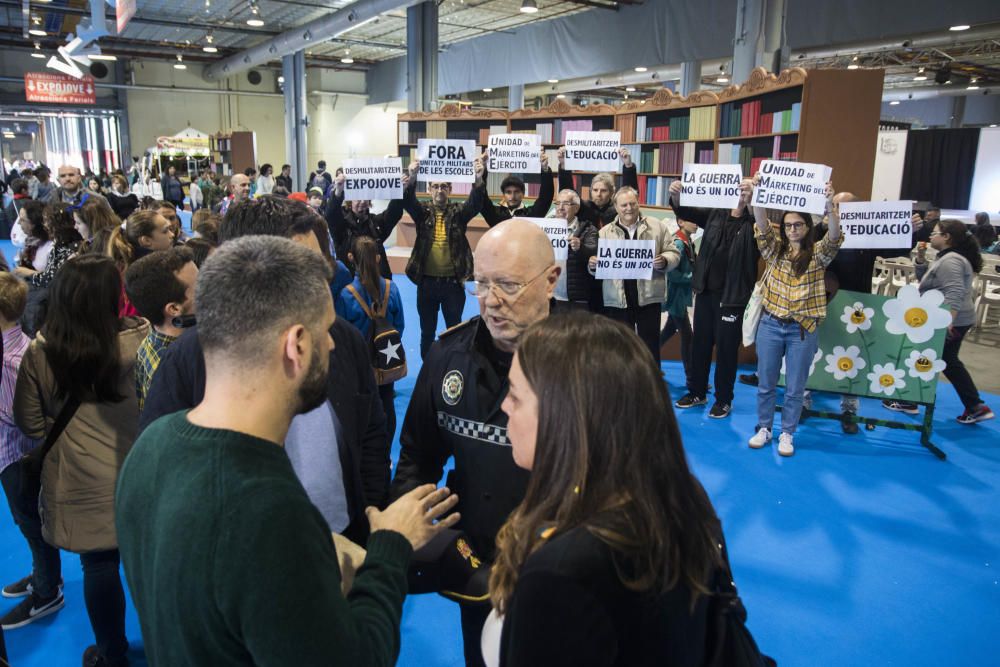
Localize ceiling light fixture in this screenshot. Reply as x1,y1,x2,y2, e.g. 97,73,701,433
28,29,46,37
174,54,187,70
247,3,265,27
967,84,979,90
482,87,493,92
90,54,118,61
625,86,636,92
716,75,729,83
520,0,539,14
547,79,559,83
341,49,354,64
277,75,284,83
889,100,900,105
556,93,566,99
634,66,647,72
949,25,970,31
203,32,218,53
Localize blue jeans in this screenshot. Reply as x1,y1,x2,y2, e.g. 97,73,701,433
417,277,466,359
0,461,62,599
755,313,819,435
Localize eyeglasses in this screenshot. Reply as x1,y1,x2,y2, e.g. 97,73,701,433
428,184,451,191
783,222,806,230
929,230,943,237
470,265,554,299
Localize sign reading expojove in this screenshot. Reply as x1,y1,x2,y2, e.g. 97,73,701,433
24,72,96,105
342,157,404,200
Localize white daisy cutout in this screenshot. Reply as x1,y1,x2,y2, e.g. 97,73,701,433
841,302,875,334
904,349,947,381
882,285,951,344
824,345,866,381
780,347,823,377
867,362,907,396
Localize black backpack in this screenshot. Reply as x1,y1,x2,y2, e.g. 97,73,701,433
704,534,777,667
346,280,407,385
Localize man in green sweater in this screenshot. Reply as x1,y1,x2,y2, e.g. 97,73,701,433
116,236,460,666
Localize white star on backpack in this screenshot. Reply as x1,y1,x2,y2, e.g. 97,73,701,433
380,340,402,363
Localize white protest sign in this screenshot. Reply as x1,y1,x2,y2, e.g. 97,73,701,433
751,160,832,216
595,239,656,280
488,134,541,173
564,131,621,172
838,201,913,249
342,157,403,200
416,138,477,183
680,163,743,209
522,217,568,261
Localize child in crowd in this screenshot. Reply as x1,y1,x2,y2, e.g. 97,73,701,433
660,216,698,393
0,273,64,631
336,236,405,440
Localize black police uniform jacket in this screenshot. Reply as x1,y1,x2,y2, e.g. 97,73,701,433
389,317,529,561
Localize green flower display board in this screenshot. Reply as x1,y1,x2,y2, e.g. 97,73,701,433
775,285,952,459
799,286,949,402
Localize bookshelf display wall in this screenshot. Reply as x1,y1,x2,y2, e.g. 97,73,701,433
395,67,884,210
210,131,257,177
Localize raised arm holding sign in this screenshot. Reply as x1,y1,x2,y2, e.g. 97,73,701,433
751,160,832,216
416,139,477,184
680,164,744,209
563,131,622,173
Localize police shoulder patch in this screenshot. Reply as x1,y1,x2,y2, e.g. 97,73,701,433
438,318,476,339
442,370,464,406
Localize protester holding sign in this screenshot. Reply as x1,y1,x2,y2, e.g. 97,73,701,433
882,219,993,425
480,150,554,227
587,186,679,362
669,178,759,419
327,170,405,278
749,177,843,457
558,147,638,229
401,159,487,358
550,189,599,312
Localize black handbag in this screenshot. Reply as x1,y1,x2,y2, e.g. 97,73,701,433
19,396,80,499
704,533,777,667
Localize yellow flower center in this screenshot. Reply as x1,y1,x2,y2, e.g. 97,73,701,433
850,310,866,324
838,357,854,371
879,374,895,387
904,307,928,327
915,357,933,372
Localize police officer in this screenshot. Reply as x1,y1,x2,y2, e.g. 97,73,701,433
390,218,558,667
479,149,555,226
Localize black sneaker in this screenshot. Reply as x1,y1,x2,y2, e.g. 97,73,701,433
708,402,731,419
675,393,707,409
1,591,65,630
82,645,130,667
841,411,859,435
2,575,33,599
738,373,758,386
957,404,995,425
882,399,919,415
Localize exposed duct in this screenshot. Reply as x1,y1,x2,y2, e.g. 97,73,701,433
882,84,995,102
790,24,1000,62
522,60,728,98
203,0,423,82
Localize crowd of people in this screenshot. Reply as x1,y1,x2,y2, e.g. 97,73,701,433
0,149,994,667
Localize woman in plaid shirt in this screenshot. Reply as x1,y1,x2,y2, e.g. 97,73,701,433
748,179,843,456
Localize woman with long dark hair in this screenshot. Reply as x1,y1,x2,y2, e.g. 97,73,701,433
105,174,139,221
13,202,82,288
884,219,993,424
336,236,405,438
484,312,733,667
74,197,121,250
748,179,842,456
12,200,52,276
14,254,149,666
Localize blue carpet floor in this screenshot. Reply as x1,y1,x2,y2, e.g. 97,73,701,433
0,271,997,666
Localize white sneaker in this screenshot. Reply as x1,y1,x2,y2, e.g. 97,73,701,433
778,432,795,457
748,428,772,449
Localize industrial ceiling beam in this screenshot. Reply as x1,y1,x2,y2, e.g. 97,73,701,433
203,0,424,81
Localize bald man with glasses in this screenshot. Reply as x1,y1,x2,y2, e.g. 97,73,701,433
390,218,558,667
401,158,488,358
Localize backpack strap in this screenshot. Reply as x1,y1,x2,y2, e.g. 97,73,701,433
374,279,391,319
345,284,375,320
